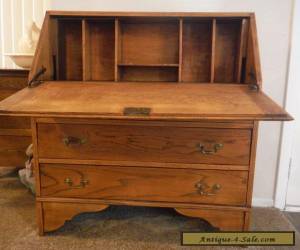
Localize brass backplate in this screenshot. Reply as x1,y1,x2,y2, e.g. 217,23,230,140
123,107,151,116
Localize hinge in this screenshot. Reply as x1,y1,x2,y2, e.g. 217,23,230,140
248,70,259,92
28,66,47,88
249,83,259,92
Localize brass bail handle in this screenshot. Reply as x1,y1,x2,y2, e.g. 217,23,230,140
197,143,223,155
63,136,87,146
195,181,221,196
64,178,89,188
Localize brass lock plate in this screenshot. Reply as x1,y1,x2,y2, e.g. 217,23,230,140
123,107,151,116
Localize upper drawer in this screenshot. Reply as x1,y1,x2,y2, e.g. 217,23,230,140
37,123,251,165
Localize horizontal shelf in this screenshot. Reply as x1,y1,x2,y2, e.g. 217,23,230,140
118,63,179,67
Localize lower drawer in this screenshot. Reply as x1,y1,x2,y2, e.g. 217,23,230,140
0,135,31,167
40,164,248,206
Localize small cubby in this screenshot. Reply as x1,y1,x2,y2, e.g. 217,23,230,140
214,19,242,83
119,66,178,82
57,20,83,80
118,18,179,65
181,19,212,82
83,19,115,81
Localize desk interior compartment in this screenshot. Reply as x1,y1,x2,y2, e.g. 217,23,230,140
57,19,83,81
82,19,115,81
181,19,212,82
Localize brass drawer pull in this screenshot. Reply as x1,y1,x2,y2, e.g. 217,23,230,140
64,178,89,188
62,136,87,146
195,181,221,196
197,143,223,155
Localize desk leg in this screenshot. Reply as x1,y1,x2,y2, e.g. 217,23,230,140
36,201,109,235
175,208,248,231
36,201,44,236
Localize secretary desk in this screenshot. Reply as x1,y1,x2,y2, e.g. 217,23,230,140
0,11,291,235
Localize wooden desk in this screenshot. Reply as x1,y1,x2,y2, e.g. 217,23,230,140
0,12,291,235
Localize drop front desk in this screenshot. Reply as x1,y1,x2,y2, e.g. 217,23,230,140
0,11,292,235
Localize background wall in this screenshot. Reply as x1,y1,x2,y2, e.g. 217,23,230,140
2,0,294,206
0,0,50,68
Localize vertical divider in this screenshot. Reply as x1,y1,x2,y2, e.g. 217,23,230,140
210,18,216,83
82,19,90,81
56,19,62,80
49,18,58,80
114,18,120,82
236,18,249,83
178,18,183,82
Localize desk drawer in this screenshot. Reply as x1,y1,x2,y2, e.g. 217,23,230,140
37,123,251,165
40,164,248,206
0,116,30,129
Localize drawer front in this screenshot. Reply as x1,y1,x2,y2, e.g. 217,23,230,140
40,164,248,206
0,135,31,167
0,116,30,129
37,123,251,165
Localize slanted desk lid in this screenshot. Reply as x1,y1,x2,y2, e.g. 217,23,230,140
0,82,292,121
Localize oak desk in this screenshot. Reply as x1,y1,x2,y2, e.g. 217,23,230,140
0,11,291,235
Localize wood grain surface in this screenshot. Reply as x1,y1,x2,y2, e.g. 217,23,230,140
57,20,83,80
41,202,108,233
83,20,115,81
0,82,292,120
37,122,251,165
40,164,248,206
0,69,30,130
182,20,212,82
120,21,179,65
0,116,30,129
0,135,31,167
47,11,254,18
214,20,241,82
175,208,245,230
0,69,31,169
4,12,291,235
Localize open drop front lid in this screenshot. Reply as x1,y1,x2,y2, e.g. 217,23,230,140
0,82,292,121
0,12,292,121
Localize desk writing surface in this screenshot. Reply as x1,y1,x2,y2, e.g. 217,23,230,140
0,82,292,121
